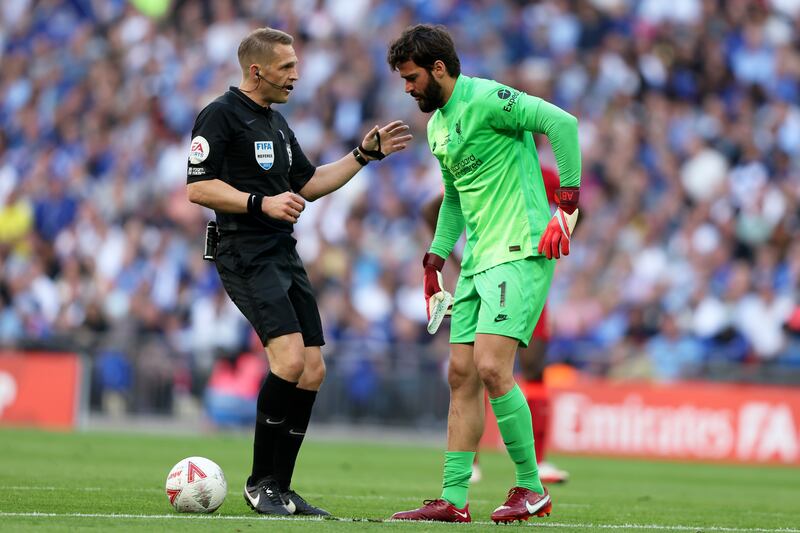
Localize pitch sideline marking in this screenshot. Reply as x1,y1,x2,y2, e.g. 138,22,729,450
0,512,798,532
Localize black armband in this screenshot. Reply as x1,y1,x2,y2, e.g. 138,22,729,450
247,193,264,216
352,148,369,166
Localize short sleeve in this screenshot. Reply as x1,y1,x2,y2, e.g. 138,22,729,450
187,102,232,184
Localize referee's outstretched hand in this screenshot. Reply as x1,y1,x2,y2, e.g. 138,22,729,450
360,121,413,159
262,191,306,224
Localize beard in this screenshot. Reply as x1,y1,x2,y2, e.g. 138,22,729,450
414,76,445,113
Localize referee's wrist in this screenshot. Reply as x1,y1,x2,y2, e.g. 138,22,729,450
352,147,369,166
247,193,264,216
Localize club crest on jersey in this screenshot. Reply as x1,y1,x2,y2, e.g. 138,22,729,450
254,141,274,170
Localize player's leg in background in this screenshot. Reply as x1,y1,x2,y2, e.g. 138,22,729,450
520,305,569,483
470,450,482,482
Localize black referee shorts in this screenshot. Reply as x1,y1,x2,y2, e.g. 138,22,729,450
215,232,325,347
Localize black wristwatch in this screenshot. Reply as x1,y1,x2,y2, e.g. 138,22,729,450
352,147,369,166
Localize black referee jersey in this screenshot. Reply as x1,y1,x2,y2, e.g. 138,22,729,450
186,86,316,234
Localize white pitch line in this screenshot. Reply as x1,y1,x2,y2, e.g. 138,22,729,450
2,486,137,492
0,512,798,532
0,512,323,522
0,485,589,507
528,524,800,533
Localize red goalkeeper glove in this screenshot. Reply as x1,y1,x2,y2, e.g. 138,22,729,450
423,252,453,334
538,187,579,260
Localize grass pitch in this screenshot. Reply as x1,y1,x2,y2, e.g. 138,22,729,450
0,427,798,532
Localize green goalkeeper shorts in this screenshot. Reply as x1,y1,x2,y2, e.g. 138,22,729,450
450,257,555,347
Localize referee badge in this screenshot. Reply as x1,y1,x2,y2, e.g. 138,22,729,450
254,141,274,170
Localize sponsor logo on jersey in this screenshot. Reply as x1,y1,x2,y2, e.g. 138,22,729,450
187,167,206,176
189,136,209,164
497,88,511,100
449,153,484,177
254,141,274,170
502,91,520,113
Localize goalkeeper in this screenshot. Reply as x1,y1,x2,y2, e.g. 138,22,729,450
387,24,580,524
421,166,569,486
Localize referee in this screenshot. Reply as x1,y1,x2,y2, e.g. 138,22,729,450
186,27,411,516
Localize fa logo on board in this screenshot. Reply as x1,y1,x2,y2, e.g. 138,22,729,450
254,141,274,170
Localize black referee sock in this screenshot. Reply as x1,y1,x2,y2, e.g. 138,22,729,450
274,387,317,492
251,372,297,483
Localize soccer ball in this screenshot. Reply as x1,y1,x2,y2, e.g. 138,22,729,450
165,456,227,513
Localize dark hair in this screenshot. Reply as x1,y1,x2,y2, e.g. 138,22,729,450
238,27,293,69
387,24,461,77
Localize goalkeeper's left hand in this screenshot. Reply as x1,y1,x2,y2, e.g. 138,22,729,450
538,187,579,259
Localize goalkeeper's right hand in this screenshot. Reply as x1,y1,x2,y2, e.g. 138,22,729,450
423,252,452,334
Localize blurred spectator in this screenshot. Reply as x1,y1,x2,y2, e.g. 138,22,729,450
204,352,267,428
0,0,798,418
645,314,704,382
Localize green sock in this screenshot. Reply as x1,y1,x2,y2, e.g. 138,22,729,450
440,451,475,508
489,384,543,493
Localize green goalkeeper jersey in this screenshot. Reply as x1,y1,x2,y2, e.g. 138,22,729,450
427,75,581,276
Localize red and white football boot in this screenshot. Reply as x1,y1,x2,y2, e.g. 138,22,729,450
538,461,569,484
391,499,471,522
491,486,552,524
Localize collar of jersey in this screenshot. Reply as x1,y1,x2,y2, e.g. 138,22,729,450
229,86,273,116
439,74,469,116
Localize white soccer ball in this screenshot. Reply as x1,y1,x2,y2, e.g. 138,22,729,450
165,456,227,513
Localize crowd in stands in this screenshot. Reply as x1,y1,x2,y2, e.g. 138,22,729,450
1,0,799,413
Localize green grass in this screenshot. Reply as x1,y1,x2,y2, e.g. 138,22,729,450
0,427,799,532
